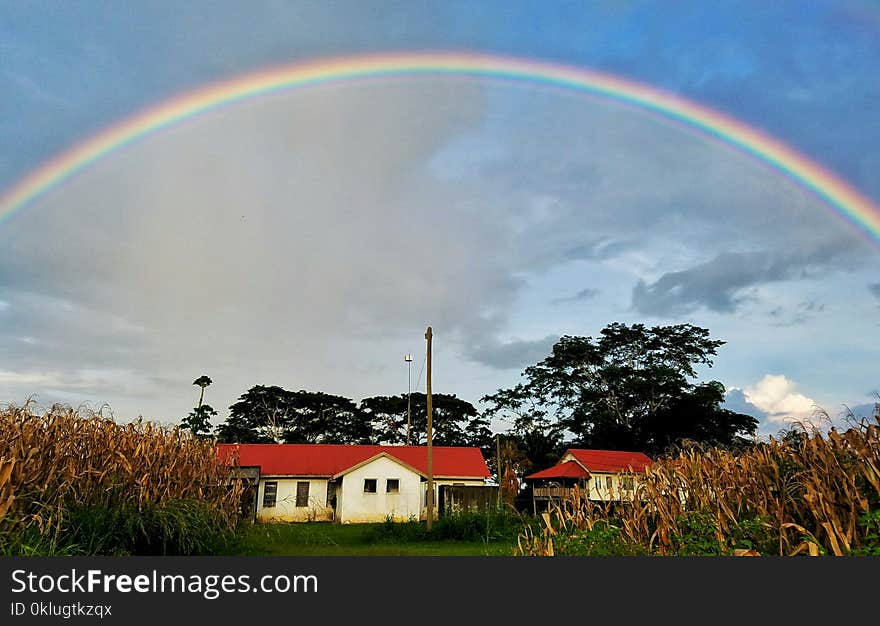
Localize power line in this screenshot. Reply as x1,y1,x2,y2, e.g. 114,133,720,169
414,349,427,393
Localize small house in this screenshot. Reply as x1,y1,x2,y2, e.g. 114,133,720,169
217,443,491,524
525,449,653,513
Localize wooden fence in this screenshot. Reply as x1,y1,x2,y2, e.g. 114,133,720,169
438,485,499,516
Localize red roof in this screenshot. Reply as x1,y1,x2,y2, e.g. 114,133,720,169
564,449,653,473
217,443,490,478
526,460,590,480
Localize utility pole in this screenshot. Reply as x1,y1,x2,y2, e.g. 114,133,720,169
425,326,434,531
405,353,413,446
496,432,502,504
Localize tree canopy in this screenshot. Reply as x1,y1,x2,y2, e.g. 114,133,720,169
215,387,491,449
215,385,371,444
482,322,758,457
359,392,492,450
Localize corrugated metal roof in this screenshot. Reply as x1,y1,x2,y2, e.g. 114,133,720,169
217,443,491,478
525,460,590,480
565,449,653,473
525,449,653,480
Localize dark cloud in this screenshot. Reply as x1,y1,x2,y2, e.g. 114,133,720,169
766,300,826,327
551,287,599,305
464,335,557,371
723,389,768,421
869,283,880,299
631,247,848,317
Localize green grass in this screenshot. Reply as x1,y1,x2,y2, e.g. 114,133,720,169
228,521,519,556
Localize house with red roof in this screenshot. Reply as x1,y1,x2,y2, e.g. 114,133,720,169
217,443,491,523
524,449,653,512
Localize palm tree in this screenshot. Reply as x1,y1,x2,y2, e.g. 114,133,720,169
193,375,212,408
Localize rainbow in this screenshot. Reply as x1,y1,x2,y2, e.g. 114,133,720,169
1,51,879,247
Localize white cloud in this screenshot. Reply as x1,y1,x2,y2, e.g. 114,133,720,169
743,374,818,424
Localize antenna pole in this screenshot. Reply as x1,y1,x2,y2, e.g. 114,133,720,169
405,353,413,446
425,326,434,531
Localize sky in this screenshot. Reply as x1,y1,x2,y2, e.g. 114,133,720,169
1,1,878,438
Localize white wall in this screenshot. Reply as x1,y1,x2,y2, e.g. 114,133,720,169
559,453,640,502
337,457,422,523
256,477,333,522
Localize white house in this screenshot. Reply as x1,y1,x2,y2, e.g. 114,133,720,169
218,443,491,523
525,449,653,512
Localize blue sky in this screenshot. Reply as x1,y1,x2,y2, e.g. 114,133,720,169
1,1,878,436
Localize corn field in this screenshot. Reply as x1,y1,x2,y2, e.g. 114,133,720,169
0,402,244,554
519,416,880,556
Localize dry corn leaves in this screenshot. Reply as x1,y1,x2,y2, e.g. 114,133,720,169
0,403,245,540
517,418,880,556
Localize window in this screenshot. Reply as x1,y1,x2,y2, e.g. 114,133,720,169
605,476,613,490
326,482,337,507
386,479,400,494
262,481,277,508
364,479,377,493
296,481,310,507
622,477,634,491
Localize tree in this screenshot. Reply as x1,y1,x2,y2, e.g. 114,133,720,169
215,385,371,444
360,393,493,450
481,385,565,477
482,323,758,456
180,374,215,438
216,385,289,443
193,375,213,408
281,391,372,444
181,404,217,438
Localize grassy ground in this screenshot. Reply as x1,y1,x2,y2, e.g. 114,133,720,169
228,521,520,556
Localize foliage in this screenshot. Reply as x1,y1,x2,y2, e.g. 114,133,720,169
216,385,371,444
182,374,216,438
852,510,880,556
181,403,217,438
362,505,531,544
480,391,565,481
193,375,213,390
552,520,649,556
483,323,758,455
360,392,493,450
47,499,235,556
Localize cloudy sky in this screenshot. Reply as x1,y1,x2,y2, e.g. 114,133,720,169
1,1,878,437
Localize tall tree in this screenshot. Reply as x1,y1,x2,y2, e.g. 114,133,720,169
215,385,371,444
282,390,372,444
360,393,492,450
481,384,565,476
193,375,213,408
216,385,288,443
482,323,758,456
181,374,215,438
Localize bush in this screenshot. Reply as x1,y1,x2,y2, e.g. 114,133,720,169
64,500,236,556
553,520,650,556
364,505,531,544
